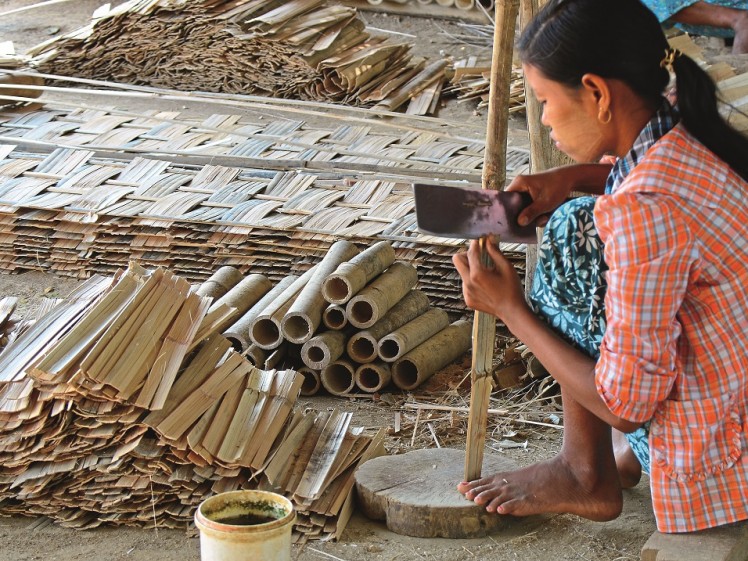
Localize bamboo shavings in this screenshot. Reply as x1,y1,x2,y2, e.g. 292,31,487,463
28,0,449,115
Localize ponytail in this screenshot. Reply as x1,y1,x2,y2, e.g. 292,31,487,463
672,55,748,181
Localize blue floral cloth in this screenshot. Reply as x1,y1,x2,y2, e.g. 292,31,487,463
642,0,747,38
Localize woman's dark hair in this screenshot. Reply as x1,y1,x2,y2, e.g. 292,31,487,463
518,0,748,181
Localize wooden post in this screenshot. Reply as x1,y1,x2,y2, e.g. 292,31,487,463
520,0,573,299
464,0,521,482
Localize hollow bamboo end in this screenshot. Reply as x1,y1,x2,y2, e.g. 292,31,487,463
249,318,283,350
392,359,419,390
322,275,352,305
347,334,378,363
321,361,356,396
281,313,313,345
377,337,401,362
355,362,391,393
347,297,377,329
322,305,347,330
298,367,321,396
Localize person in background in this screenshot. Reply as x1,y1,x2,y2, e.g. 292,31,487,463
641,0,748,53
453,0,748,534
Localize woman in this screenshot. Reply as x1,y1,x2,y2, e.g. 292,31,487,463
453,0,748,533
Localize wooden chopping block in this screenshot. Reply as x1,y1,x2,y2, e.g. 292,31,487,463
355,447,520,538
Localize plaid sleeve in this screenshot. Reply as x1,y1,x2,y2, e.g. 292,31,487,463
593,191,695,423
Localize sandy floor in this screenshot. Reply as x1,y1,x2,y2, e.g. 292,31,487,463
0,1,677,559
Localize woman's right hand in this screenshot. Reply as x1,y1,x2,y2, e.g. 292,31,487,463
506,168,574,227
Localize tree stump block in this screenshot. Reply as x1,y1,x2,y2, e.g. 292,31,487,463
354,447,519,538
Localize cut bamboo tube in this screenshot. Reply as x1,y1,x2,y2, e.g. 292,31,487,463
299,367,322,396
346,262,418,329
346,289,430,363
249,266,318,350
282,241,360,345
320,360,357,396
225,275,297,351
322,241,395,305
322,303,348,330
465,0,520,482
245,344,268,367
195,266,244,300
436,0,455,5
208,273,273,332
392,320,472,391
455,0,476,9
354,361,391,393
377,307,450,362
301,330,348,370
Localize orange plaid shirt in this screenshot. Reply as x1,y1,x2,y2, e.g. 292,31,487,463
594,124,748,533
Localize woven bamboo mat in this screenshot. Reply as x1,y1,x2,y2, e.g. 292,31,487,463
0,91,531,313
27,0,454,116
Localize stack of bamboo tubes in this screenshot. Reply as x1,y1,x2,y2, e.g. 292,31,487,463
213,240,473,396
26,0,448,116
0,94,532,314
0,263,384,542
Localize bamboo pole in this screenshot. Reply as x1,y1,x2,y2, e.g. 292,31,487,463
224,275,297,352
320,359,357,396
208,274,273,334
195,266,244,300
391,320,472,390
346,262,419,329
377,308,450,362
249,266,318,350
281,240,360,344
300,330,349,370
321,241,395,305
465,0,520,482
346,289,430,363
354,361,391,393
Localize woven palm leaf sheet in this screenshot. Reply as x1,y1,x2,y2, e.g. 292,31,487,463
27,0,449,116
0,263,384,542
0,86,531,313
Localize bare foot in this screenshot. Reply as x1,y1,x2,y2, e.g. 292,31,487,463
457,455,622,521
733,12,748,54
613,429,641,489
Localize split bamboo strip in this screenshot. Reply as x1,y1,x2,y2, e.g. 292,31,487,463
391,319,472,390
320,360,357,397
354,361,391,393
346,262,418,329
346,289,429,363
301,330,348,370
281,240,359,344
322,240,395,305
377,307,450,362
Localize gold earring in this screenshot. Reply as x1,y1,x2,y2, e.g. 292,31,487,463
598,108,612,124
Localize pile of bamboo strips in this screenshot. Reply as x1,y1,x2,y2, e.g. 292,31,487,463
0,92,531,313
446,57,525,112
0,263,384,542
209,240,473,395
26,0,448,116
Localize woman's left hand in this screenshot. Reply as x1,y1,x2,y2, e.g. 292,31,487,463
452,238,529,322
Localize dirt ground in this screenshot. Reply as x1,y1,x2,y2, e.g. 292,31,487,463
0,0,702,559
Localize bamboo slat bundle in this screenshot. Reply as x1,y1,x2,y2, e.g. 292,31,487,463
0,265,384,542
27,0,449,115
